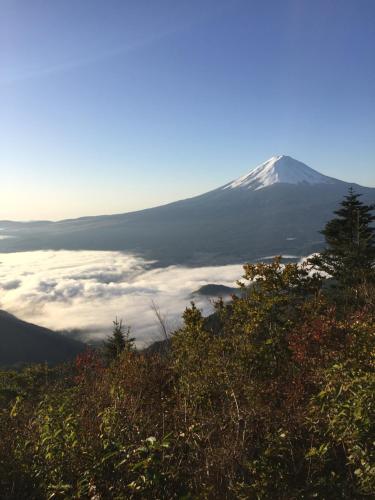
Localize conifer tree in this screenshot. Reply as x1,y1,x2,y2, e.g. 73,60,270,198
103,318,135,362
309,188,375,286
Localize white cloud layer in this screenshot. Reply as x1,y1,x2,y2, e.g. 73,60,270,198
0,251,243,346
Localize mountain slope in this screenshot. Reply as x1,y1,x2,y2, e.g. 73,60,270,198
1,156,374,265
0,310,85,366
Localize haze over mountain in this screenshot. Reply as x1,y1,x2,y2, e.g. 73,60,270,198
1,155,374,266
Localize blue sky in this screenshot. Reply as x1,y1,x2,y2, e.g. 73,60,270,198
1,0,374,220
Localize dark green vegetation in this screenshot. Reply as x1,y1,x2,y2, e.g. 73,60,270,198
103,318,135,363
0,191,374,498
0,311,85,367
310,189,375,287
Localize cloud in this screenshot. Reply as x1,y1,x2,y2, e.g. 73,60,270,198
0,28,180,85
1,279,22,290
0,250,242,347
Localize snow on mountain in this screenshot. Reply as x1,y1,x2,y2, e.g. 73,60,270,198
223,155,337,191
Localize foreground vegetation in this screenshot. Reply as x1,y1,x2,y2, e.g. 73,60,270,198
1,191,374,499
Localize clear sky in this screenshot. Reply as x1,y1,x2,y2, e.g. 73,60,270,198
1,0,374,220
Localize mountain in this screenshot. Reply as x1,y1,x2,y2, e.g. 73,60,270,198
192,284,241,297
1,155,374,265
0,310,85,366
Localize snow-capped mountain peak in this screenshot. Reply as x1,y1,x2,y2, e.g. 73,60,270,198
223,155,337,191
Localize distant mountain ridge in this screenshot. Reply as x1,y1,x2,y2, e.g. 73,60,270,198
1,155,374,266
192,283,240,297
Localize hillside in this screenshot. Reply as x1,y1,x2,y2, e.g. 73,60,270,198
192,283,241,297
1,188,374,498
0,310,85,366
1,258,373,498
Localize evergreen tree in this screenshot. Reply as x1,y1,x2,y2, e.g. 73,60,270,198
103,318,135,362
309,188,375,286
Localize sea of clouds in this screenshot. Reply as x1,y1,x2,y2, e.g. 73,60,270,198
0,250,243,347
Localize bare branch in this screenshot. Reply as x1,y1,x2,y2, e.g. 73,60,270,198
150,299,169,342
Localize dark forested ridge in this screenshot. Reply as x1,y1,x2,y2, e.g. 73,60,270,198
192,283,241,297
0,311,85,366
